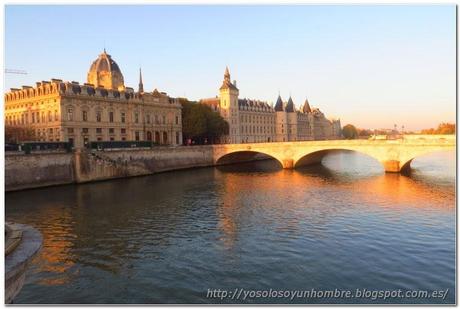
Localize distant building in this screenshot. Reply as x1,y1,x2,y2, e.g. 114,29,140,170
200,67,342,143
4,50,183,148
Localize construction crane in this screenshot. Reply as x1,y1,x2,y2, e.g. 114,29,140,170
5,69,27,75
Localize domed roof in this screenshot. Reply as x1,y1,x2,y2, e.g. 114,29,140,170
87,49,125,90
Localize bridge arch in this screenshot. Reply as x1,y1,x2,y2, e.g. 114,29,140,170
294,148,383,170
399,149,455,174
215,150,284,168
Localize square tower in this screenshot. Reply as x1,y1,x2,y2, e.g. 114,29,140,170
219,67,240,143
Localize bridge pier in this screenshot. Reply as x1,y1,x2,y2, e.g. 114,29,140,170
282,159,294,169
382,160,401,173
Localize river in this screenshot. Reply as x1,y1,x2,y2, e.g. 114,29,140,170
5,151,456,304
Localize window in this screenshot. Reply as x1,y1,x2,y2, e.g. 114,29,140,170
176,132,180,144
121,112,126,123
121,128,126,134
96,111,102,122
175,116,179,125
109,128,114,134
135,112,139,123
110,137,115,141
109,111,114,123
82,128,89,134
97,137,102,141
36,112,40,123
155,115,158,124
135,131,140,141
96,128,102,134
49,128,53,134
82,111,88,121
54,110,58,121
162,115,166,124
67,108,73,121
68,128,74,134
146,114,151,124
121,137,126,141
32,113,35,123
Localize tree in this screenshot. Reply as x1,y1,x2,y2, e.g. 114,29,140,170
206,109,229,143
181,100,229,144
421,123,455,134
342,124,358,139
357,128,372,137
436,123,455,134
182,103,207,139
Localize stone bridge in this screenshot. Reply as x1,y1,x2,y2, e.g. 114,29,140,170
211,135,455,173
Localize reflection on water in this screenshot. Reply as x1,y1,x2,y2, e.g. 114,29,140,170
5,151,455,304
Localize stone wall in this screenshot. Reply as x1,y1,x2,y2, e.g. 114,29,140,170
5,146,216,191
73,146,215,183
5,152,75,191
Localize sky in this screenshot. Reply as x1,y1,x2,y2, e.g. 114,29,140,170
4,5,456,131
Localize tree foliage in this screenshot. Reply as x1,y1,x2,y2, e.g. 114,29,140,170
342,124,358,139
181,100,229,144
357,128,372,137
421,123,455,134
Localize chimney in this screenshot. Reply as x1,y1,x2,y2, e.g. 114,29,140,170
233,80,237,87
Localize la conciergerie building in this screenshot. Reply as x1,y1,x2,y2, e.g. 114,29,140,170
200,67,342,143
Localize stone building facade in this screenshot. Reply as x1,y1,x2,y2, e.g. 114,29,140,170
201,67,342,143
4,50,182,148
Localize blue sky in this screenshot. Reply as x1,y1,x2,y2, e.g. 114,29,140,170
4,5,456,130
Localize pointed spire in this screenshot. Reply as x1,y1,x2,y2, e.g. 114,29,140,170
138,67,144,93
224,66,230,82
274,94,284,112
286,96,295,112
220,66,238,91
302,97,312,113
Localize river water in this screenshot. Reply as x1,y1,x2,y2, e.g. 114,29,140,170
5,151,456,304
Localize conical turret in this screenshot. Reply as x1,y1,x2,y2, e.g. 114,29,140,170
302,97,312,113
274,95,284,112
286,96,295,112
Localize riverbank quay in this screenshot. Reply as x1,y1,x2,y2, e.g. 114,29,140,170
5,223,43,303
5,146,233,191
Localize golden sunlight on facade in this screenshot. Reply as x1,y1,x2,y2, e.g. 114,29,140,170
4,50,183,148
200,67,342,144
